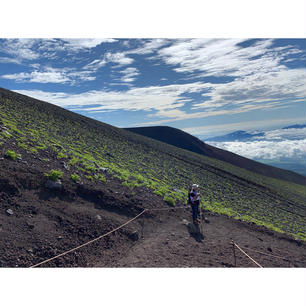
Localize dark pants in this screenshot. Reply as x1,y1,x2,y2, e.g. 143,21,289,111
191,203,199,221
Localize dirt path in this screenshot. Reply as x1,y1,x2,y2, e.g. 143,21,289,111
94,209,306,268
1,157,305,268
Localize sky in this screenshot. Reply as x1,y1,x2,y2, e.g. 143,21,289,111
0,38,305,139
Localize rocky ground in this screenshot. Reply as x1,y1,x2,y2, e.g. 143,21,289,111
1,151,305,268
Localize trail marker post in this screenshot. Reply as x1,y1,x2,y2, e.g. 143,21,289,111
231,240,237,267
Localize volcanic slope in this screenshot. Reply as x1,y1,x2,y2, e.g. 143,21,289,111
0,87,306,267
125,126,306,185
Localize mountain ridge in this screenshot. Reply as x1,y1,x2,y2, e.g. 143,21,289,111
125,126,305,185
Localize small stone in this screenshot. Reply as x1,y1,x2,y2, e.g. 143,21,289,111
99,167,109,173
96,215,102,220
6,209,13,216
173,188,184,195
61,162,70,170
26,221,35,229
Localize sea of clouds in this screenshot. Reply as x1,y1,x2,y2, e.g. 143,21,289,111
207,127,306,160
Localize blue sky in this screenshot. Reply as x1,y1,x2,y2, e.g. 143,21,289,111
0,38,305,138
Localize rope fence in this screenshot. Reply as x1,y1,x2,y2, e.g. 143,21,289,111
232,241,263,267
242,246,289,262
29,205,188,268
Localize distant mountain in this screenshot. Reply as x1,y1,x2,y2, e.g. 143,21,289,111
125,126,305,185
205,130,264,142
282,124,306,129
203,125,306,177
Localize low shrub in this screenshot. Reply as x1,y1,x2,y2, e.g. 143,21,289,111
57,152,68,159
44,169,63,181
29,147,38,154
95,173,106,183
4,150,21,160
163,196,175,206
17,142,28,149
70,174,81,182
85,175,94,181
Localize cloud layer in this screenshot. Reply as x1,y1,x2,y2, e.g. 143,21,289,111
207,127,306,160
208,139,306,160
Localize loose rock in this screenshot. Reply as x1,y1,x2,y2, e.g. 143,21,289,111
45,179,62,190
6,209,14,216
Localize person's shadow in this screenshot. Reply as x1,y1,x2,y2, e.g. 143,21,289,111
187,222,204,243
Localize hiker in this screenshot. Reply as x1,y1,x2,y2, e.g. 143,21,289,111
189,184,201,224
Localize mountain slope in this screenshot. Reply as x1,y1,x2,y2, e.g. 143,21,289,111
125,126,306,185
1,87,306,267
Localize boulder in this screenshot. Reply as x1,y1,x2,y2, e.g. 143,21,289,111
45,179,62,190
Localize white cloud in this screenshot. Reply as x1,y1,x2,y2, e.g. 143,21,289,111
0,56,21,64
181,120,306,144
148,38,306,114
129,39,170,55
13,82,210,112
254,127,306,141
195,68,306,109
2,67,96,84
2,68,70,83
155,38,294,78
105,52,134,66
84,51,134,71
120,67,139,83
208,139,306,160
61,38,116,50
0,38,117,64
0,39,39,61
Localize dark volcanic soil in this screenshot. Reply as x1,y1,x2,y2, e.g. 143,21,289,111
1,145,306,268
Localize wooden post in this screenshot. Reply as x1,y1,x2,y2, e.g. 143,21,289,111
231,240,237,267
140,215,144,239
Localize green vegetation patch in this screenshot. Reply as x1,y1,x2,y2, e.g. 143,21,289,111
57,152,68,159
163,196,175,206
70,174,81,182
44,169,63,181
4,150,21,161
